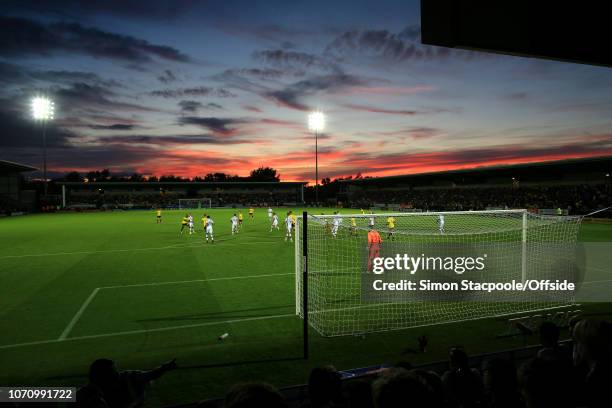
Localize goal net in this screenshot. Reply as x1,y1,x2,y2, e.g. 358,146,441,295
178,198,212,209
295,210,582,337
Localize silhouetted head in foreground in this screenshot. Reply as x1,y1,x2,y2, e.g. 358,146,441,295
373,368,431,408
89,358,120,387
308,365,342,407
224,382,287,408
539,321,560,348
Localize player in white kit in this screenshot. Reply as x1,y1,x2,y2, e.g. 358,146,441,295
268,207,273,220
188,214,194,235
438,214,445,234
205,215,215,243
331,212,342,238
270,212,279,231
284,212,293,242
231,214,239,235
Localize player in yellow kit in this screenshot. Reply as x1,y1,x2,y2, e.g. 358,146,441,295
350,217,357,235
386,216,396,240
180,214,189,234
290,211,296,229
156,208,162,223
248,207,254,220
238,211,244,229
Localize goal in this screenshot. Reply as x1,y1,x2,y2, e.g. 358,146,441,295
295,210,582,337
178,198,212,209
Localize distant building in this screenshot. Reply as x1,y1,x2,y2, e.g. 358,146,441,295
57,181,306,209
0,160,37,212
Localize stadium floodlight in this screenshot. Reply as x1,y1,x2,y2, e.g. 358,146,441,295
308,111,325,133
307,111,325,205
31,97,55,120
31,96,55,198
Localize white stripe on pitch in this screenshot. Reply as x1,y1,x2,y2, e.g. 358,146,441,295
0,313,293,351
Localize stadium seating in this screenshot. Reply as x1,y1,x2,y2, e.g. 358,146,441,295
350,184,609,216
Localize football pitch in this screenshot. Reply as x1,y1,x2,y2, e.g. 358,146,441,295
0,209,610,405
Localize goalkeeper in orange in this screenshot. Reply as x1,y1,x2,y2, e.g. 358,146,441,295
367,225,383,272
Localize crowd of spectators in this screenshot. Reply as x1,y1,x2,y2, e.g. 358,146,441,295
73,317,611,408
66,192,301,209
351,184,609,215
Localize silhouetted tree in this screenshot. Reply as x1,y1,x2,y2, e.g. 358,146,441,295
129,173,144,182
249,167,280,182
64,171,83,182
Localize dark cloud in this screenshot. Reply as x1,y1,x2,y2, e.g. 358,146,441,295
88,124,136,130
0,16,190,63
179,100,225,113
157,69,177,84
0,61,28,84
223,67,301,80
204,103,224,110
3,0,195,21
149,86,236,98
0,61,121,90
253,50,338,72
0,106,75,149
345,104,455,116
407,127,439,139
56,83,158,112
29,69,121,87
100,134,249,145
264,74,368,111
178,116,247,136
178,101,224,113
324,25,486,63
178,100,203,113
345,104,422,115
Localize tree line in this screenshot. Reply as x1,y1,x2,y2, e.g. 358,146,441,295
59,167,281,183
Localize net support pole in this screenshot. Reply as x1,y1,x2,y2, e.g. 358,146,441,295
61,184,66,208
521,210,527,283
302,211,309,359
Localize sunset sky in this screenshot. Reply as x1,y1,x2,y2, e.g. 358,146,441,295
2,0,612,182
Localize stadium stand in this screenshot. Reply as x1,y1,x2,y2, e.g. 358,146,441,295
339,157,612,216
58,181,306,209
0,160,37,214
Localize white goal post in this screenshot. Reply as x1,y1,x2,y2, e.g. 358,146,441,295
178,198,212,209
295,210,582,337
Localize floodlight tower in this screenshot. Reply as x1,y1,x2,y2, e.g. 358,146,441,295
307,110,325,205
31,97,55,198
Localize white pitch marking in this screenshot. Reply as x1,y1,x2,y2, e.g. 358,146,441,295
58,288,100,340
57,273,292,340
0,313,294,351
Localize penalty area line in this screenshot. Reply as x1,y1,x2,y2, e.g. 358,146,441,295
57,272,292,341
0,313,294,351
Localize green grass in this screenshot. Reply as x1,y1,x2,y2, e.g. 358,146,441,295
0,209,610,406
